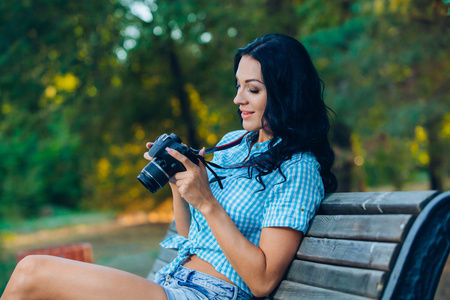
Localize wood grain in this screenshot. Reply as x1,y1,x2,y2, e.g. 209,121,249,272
306,214,414,242
297,237,400,271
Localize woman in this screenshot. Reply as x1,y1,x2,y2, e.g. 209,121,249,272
1,33,336,300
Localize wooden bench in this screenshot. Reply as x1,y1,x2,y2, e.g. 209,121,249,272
16,242,93,263
147,190,450,299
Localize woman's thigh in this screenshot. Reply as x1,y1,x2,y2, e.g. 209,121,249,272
2,255,168,300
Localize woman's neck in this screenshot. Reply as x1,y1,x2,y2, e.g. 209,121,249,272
257,129,272,143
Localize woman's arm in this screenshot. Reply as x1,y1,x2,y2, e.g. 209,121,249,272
169,183,191,238
144,143,191,238
203,203,302,297
167,147,303,297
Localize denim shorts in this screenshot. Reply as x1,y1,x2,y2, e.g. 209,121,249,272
154,266,252,300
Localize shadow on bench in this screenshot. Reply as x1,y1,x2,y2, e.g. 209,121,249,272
147,190,450,300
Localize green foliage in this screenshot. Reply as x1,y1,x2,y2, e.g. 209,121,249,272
0,250,14,296
1,0,449,220
0,110,81,218
302,0,449,191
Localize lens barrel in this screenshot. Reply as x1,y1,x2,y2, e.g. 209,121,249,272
137,161,170,193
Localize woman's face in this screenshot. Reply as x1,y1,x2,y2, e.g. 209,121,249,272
234,55,270,139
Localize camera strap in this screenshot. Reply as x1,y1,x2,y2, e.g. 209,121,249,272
191,131,272,189
203,131,251,154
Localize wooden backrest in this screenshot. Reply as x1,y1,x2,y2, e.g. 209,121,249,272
147,191,450,300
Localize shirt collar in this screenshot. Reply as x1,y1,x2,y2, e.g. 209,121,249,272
243,131,281,152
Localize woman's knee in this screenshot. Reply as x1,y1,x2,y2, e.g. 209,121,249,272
10,255,52,295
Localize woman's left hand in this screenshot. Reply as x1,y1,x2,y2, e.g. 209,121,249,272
165,147,216,212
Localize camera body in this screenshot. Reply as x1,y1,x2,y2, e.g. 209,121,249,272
137,133,199,193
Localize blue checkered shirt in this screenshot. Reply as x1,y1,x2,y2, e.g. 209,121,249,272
156,130,325,296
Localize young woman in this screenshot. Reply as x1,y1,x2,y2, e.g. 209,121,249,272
1,33,336,300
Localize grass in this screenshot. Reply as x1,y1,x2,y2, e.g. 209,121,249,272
0,209,115,234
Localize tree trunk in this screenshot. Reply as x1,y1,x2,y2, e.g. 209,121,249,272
332,121,354,192
425,116,444,191
167,43,200,149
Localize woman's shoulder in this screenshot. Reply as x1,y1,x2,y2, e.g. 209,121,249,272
216,130,248,146
282,152,321,171
273,152,324,192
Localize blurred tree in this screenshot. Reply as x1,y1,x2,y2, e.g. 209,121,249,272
1,0,448,220
303,0,449,190
294,0,362,191
0,0,128,217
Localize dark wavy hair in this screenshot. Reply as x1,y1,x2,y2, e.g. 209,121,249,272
235,34,337,193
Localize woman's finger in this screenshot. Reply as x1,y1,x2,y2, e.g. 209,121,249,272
199,147,205,157
166,148,198,170
144,142,154,161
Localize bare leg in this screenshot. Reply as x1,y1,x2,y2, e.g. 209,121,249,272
1,255,168,300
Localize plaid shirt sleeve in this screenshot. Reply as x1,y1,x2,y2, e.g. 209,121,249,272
262,154,324,233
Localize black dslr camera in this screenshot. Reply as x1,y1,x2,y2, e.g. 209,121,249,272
137,133,199,193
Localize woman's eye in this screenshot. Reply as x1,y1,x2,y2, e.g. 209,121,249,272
235,84,241,90
249,89,259,94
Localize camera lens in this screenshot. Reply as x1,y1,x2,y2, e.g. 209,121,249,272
137,160,170,193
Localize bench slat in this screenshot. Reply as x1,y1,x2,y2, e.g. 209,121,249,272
155,248,178,264
272,280,373,300
147,248,178,281
307,214,414,242
319,191,438,215
162,221,178,240
285,260,387,299
297,237,399,271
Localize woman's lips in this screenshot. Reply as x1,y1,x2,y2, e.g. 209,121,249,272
241,110,254,120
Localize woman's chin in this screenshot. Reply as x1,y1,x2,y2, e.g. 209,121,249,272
242,124,261,132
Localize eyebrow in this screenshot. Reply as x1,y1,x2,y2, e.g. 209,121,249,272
246,79,264,84
236,79,265,85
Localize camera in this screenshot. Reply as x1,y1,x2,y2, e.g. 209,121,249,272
137,133,199,193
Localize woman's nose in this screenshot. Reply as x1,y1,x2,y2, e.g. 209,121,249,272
233,90,247,105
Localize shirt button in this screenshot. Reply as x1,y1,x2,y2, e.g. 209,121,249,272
301,207,305,212
255,144,260,149
228,173,233,177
